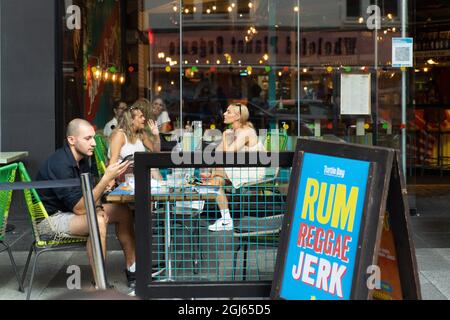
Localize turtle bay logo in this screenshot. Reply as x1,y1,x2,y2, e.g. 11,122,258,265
170,129,279,168
323,165,346,179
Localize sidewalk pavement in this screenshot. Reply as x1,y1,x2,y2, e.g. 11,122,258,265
1,184,449,300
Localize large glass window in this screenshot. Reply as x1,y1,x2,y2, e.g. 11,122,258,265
142,0,406,151
57,0,409,154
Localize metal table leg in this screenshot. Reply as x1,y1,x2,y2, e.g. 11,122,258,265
164,200,174,281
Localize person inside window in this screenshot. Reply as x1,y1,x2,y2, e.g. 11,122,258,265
103,100,127,138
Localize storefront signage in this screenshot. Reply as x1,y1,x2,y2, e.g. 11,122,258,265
277,153,370,300
271,139,421,300
168,35,358,58
153,29,394,65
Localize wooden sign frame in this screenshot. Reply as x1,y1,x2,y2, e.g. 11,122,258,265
271,139,421,300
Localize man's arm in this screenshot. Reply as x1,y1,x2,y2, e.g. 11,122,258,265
72,161,130,215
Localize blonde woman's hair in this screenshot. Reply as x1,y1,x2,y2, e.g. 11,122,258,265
116,104,145,144
230,103,254,129
131,98,152,122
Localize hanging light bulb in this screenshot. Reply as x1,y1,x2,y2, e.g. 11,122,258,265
248,2,253,9
103,71,110,81
112,73,117,82
119,75,125,84
94,68,102,80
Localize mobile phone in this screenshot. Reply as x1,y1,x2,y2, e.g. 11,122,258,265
120,154,134,164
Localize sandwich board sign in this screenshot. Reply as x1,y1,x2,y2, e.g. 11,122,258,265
271,139,421,300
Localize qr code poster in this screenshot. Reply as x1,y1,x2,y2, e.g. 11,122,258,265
392,38,413,68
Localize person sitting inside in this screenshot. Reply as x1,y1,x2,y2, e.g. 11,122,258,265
109,101,161,180
202,103,266,232
36,119,137,288
149,98,172,133
103,100,128,138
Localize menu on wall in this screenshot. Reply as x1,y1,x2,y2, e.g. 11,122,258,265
340,74,371,115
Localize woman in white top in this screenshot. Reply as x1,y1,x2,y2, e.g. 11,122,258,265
109,103,161,180
149,98,171,133
202,103,266,232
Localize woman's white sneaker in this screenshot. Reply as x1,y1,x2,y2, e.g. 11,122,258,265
208,218,233,232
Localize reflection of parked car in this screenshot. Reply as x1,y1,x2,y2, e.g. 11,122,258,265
269,99,334,121
246,99,334,136
170,97,336,136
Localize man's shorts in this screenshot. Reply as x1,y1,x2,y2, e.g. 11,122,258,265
37,212,76,237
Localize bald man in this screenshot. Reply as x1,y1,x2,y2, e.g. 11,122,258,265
36,119,137,289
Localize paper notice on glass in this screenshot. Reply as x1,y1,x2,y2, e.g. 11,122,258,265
340,74,371,115
392,37,413,68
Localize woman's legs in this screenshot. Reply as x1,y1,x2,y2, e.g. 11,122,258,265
203,169,233,231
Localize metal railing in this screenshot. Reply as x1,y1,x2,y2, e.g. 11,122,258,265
134,151,294,299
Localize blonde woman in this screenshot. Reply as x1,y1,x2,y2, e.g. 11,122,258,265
109,103,161,180
203,103,266,232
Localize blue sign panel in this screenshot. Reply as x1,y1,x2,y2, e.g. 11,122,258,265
280,153,370,300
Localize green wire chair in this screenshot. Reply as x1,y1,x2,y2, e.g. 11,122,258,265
94,145,107,177
93,134,109,177
264,130,288,153
0,163,24,292
95,134,109,160
18,162,87,300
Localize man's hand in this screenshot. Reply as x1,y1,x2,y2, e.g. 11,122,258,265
103,161,130,183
